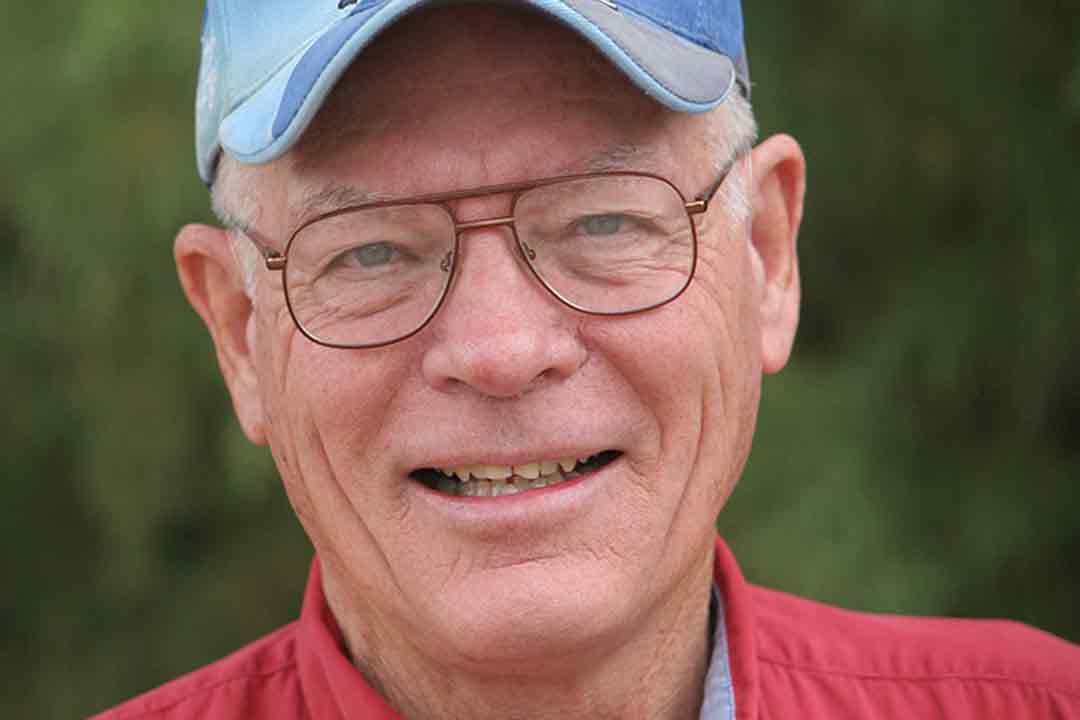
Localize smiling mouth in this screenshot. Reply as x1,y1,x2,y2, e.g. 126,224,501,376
411,450,621,498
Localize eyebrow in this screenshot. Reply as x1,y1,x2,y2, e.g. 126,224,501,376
576,143,662,173
295,184,392,223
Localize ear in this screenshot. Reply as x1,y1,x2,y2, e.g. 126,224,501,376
747,134,806,374
175,224,267,444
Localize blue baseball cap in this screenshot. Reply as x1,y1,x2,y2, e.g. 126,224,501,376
195,0,750,185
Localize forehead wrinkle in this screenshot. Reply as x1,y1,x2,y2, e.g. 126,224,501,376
293,89,652,179
293,122,388,175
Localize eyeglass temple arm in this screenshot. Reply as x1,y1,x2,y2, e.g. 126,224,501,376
685,158,739,216
239,226,287,271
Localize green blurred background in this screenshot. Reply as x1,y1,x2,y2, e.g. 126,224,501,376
2,1,1078,717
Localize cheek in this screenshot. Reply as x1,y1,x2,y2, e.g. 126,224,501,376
692,222,763,385
693,238,764,499
589,233,761,504
252,312,418,529
272,347,409,464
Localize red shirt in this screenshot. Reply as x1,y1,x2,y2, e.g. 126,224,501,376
93,539,1080,719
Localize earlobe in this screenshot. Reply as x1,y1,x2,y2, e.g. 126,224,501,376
175,224,267,444
748,134,806,375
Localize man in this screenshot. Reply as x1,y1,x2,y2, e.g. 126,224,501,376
96,1,1080,718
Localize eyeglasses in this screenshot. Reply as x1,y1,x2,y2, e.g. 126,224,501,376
242,169,732,348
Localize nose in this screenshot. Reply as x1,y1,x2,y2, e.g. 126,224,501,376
420,225,586,398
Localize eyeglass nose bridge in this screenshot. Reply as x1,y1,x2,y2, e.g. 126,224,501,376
442,210,553,313
454,214,516,233
449,212,538,263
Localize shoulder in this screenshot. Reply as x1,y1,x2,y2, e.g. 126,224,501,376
749,585,1080,718
90,622,303,720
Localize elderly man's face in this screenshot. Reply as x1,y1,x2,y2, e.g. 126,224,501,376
181,7,802,676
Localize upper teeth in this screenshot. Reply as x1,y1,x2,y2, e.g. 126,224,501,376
438,457,587,482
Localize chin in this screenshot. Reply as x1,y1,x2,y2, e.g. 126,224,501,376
418,562,640,672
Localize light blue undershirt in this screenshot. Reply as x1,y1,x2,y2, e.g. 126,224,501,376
699,586,736,720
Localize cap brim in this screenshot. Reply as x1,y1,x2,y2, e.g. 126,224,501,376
215,0,735,176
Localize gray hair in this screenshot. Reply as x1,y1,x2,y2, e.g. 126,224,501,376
703,89,757,227
213,92,758,295
211,159,262,298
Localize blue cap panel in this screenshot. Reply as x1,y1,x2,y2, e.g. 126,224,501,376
553,0,736,106
218,48,305,160
219,0,343,103
219,0,433,168
195,1,227,182
622,0,744,60
273,7,380,141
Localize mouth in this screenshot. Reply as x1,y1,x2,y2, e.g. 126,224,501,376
410,450,621,498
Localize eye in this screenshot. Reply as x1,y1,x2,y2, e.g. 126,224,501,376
578,214,625,236
341,242,398,268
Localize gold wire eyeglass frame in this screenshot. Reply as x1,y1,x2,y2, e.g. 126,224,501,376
240,167,733,349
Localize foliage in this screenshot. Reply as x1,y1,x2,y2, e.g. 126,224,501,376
1,1,1077,716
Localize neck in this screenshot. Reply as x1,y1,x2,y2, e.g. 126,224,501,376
323,563,714,720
